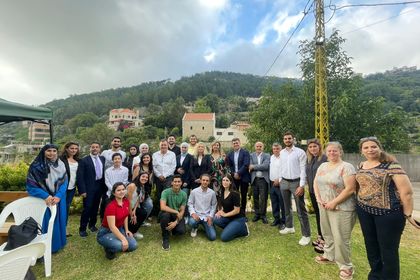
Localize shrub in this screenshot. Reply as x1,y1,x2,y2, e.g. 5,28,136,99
0,161,29,191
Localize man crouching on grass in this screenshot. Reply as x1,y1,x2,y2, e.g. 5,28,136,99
159,174,187,250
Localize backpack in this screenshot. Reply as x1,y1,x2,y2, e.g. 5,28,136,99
4,217,41,251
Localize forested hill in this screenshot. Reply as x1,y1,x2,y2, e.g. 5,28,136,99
362,67,420,113
46,68,420,124
46,71,294,124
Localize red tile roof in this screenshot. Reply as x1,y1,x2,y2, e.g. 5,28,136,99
182,113,215,121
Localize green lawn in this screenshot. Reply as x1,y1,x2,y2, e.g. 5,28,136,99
31,214,420,280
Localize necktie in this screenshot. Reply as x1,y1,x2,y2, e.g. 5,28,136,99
94,156,102,180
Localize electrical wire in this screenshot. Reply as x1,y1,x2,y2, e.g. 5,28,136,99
263,0,314,76
333,1,420,10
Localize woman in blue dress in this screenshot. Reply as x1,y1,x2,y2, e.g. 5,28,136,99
26,144,68,253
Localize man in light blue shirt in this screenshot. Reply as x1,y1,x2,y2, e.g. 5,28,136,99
188,174,217,241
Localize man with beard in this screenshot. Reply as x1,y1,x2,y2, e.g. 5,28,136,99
168,134,181,156
187,135,198,155
153,139,177,204
278,131,311,246
101,137,126,170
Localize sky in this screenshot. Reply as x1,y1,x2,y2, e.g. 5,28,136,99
1,0,420,106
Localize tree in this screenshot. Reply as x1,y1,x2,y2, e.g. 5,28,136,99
77,123,116,150
193,98,212,113
64,112,100,133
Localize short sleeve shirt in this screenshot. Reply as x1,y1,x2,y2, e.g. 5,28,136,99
221,191,243,219
315,161,356,211
161,188,187,210
102,198,130,228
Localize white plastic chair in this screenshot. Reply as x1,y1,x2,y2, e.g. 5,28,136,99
0,196,57,277
0,242,45,280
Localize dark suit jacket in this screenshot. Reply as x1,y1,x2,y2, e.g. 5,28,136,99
77,155,106,195
169,145,181,156
227,148,251,183
176,153,193,187
190,154,212,184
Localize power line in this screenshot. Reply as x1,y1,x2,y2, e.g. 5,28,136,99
342,6,420,34
333,1,420,10
263,0,314,76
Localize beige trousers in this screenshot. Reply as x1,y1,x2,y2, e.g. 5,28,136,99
319,207,356,270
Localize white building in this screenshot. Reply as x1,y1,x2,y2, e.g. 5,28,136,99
108,108,141,131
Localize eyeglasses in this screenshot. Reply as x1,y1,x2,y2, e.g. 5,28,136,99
360,136,378,142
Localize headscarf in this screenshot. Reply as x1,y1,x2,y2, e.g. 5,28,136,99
27,144,67,195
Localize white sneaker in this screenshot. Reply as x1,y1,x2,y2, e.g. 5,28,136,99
141,222,151,227
191,228,198,238
299,236,311,246
134,232,144,240
279,227,295,234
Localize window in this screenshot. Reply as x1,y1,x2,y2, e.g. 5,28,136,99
202,126,205,130
216,132,222,135
190,126,193,130
228,132,234,136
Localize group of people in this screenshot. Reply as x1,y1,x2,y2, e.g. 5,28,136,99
25,132,414,280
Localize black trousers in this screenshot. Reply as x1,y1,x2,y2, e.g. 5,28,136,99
154,175,173,211
356,206,405,280
128,207,147,234
252,178,268,217
233,179,249,215
79,182,102,231
159,212,185,241
309,192,323,238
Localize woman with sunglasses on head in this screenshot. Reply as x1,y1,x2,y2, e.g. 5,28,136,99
213,174,249,242
97,182,137,260
60,141,80,237
27,144,68,253
313,142,357,280
356,137,413,280
305,138,328,253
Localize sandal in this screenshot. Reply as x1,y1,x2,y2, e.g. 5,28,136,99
339,268,354,280
315,255,335,265
314,244,324,254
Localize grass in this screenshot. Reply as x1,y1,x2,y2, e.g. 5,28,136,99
31,213,420,280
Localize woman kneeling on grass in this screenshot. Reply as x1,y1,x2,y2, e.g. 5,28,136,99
97,182,137,259
313,142,357,280
213,175,249,242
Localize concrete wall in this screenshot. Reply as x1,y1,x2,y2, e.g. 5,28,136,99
343,153,420,181
182,120,215,141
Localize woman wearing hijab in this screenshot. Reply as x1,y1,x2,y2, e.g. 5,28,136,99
26,144,68,253
123,144,139,181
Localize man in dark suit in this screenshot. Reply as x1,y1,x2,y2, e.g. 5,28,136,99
77,141,106,237
249,141,271,224
226,138,250,215
168,134,181,156
176,142,193,194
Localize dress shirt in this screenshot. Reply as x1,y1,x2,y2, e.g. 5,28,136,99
105,165,129,197
101,149,127,170
152,150,176,178
234,149,240,172
90,154,103,180
180,153,187,166
256,152,263,178
188,187,217,220
269,154,281,181
279,146,307,187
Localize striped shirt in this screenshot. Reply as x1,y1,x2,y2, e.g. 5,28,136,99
105,165,129,197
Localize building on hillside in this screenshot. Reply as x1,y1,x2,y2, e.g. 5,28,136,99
214,121,250,146
0,141,43,163
28,122,50,143
108,108,142,131
182,113,215,141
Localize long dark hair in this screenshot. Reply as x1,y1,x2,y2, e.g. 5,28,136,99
60,141,80,161
222,174,236,193
140,152,153,172
109,182,126,201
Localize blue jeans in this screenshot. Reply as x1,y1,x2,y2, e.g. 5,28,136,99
65,188,76,226
214,216,248,242
97,227,138,253
142,197,153,219
188,217,216,241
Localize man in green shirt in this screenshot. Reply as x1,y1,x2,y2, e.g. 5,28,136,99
160,174,187,250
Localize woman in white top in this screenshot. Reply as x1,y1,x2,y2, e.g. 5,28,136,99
313,142,357,280
60,141,80,236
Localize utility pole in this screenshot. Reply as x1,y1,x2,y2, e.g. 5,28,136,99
314,0,329,147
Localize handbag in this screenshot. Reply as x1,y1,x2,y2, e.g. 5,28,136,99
4,217,41,251
407,216,420,230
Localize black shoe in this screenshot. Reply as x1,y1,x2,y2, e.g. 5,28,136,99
252,216,260,222
79,230,88,238
278,224,286,231
162,239,170,251
261,217,268,224
105,249,116,260
89,226,98,233
270,220,280,227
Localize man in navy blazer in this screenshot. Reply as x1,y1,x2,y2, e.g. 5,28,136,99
77,141,106,237
226,138,250,215
176,142,193,193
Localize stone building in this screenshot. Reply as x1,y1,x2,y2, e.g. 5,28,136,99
108,108,141,131
182,113,215,141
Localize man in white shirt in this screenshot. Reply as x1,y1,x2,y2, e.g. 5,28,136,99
278,131,311,246
101,136,127,170
153,139,177,204
269,142,286,229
